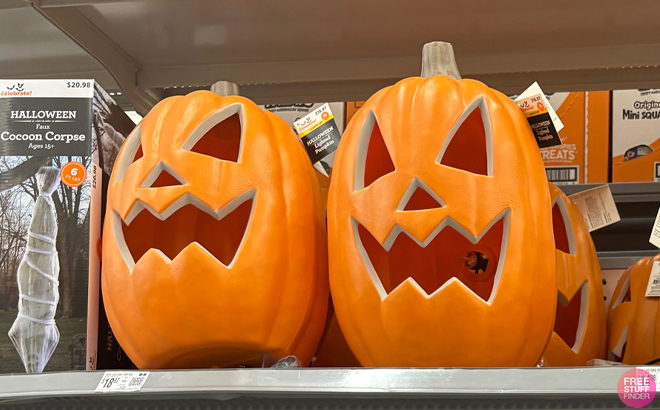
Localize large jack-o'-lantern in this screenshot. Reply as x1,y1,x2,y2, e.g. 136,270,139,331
543,183,606,366
327,42,556,367
102,82,328,369
608,255,660,365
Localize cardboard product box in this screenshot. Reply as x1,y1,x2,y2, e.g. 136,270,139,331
346,101,365,128
541,91,610,185
0,79,135,373
612,89,660,182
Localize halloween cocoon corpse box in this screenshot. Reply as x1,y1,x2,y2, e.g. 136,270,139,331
0,79,135,374
327,42,556,367
101,82,328,369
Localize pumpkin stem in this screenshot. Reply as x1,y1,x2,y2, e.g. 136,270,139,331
421,42,461,80
211,81,240,97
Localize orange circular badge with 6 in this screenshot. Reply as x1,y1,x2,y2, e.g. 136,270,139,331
60,161,87,188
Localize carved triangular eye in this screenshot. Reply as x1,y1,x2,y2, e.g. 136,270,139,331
183,104,243,163
141,162,185,188
437,98,491,176
552,198,575,255
133,145,143,162
398,178,445,211
114,125,143,183
354,112,395,190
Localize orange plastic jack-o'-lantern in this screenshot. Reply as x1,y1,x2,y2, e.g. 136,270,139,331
102,86,328,369
327,42,556,367
543,183,606,366
608,255,660,365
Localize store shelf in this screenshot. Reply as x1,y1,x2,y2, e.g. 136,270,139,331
0,1,119,90
561,182,660,204
559,182,660,269
18,0,660,114
0,367,636,408
598,250,658,270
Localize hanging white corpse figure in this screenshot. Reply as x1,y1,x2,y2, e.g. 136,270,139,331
9,166,61,373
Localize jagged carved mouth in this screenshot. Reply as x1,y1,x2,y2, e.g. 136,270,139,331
355,210,509,302
113,190,255,270
554,282,588,352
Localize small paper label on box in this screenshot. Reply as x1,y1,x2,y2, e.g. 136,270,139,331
645,261,660,297
96,371,149,392
639,367,660,391
515,83,564,148
649,206,660,248
293,103,341,177
568,185,620,232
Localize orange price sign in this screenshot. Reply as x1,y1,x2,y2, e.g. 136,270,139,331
60,161,87,188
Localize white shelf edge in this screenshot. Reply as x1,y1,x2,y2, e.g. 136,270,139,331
0,367,632,401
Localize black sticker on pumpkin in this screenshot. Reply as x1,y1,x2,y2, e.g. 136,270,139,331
527,111,562,148
299,118,341,165
515,91,562,149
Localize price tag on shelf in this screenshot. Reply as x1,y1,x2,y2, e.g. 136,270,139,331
645,262,660,297
568,185,620,232
96,371,149,392
638,367,660,391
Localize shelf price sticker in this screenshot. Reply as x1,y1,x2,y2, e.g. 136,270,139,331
515,82,564,148
638,367,660,392
645,262,660,297
293,103,341,177
568,185,620,232
96,371,149,392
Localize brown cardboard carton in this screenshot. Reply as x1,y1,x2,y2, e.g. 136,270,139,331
612,89,660,182
542,91,609,185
